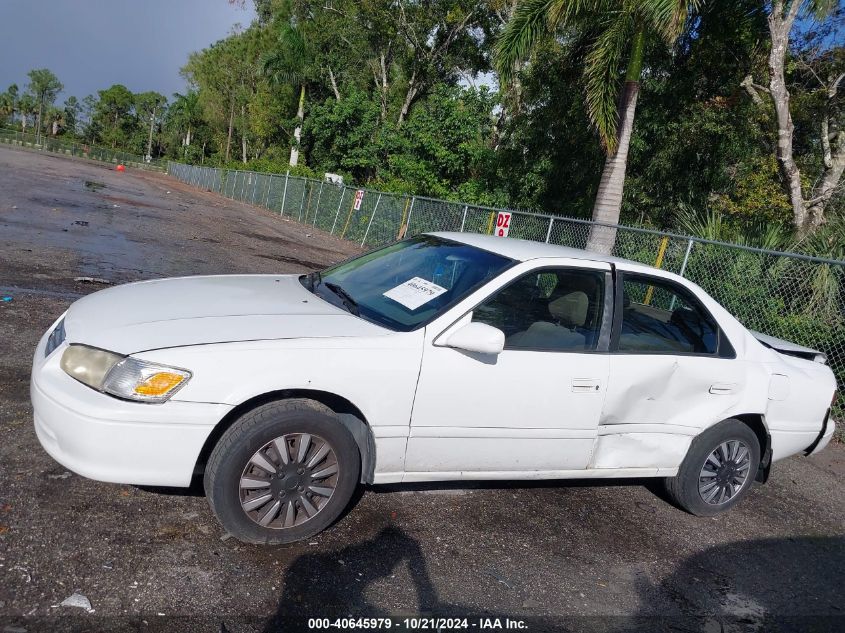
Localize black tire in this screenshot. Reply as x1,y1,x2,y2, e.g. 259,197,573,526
204,398,361,544
664,418,760,517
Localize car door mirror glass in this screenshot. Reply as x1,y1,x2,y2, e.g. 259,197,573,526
445,322,505,355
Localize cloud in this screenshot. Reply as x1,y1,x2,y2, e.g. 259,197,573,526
0,0,255,103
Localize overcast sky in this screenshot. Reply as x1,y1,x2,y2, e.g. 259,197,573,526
0,0,256,103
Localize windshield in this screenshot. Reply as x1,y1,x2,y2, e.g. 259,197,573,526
304,235,514,331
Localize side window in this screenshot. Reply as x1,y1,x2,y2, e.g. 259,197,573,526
472,269,606,352
618,275,719,354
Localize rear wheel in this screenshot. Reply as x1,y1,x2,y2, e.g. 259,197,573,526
664,419,760,516
204,399,361,544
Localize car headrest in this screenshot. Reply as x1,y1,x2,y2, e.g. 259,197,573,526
549,291,589,328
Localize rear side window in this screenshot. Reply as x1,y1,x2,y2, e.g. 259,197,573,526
617,275,719,355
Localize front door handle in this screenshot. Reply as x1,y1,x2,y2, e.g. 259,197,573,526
710,383,737,395
572,378,601,393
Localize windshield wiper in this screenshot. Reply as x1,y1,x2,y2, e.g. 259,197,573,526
324,282,359,316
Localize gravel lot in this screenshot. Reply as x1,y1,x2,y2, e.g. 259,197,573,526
1,147,843,633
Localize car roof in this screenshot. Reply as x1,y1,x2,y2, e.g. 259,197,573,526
429,231,651,269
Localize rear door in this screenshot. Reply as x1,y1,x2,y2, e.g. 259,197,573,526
599,271,747,466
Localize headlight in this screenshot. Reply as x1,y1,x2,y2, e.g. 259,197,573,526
102,357,191,402
59,344,191,403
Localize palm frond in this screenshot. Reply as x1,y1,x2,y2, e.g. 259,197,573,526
279,23,307,59
547,0,615,26
583,12,633,153
639,0,700,46
495,0,559,85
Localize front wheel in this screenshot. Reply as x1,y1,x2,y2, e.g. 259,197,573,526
204,399,361,544
664,419,760,516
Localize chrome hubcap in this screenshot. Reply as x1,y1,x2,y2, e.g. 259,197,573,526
239,433,338,529
698,439,751,505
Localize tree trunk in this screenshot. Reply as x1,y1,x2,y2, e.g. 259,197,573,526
36,98,43,145
379,52,389,122
241,104,248,164
146,107,156,160
225,94,235,163
767,0,808,233
585,29,645,255
328,67,340,100
289,84,305,167
397,70,418,126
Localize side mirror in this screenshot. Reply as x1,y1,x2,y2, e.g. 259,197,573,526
444,322,505,355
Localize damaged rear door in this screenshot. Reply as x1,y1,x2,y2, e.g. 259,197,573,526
594,271,746,470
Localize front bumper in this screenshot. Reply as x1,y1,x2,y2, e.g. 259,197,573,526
31,332,231,487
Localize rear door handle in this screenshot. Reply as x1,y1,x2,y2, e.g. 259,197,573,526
710,383,737,395
572,378,602,393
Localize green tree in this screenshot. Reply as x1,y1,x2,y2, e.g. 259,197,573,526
261,2,315,166
26,68,64,144
183,29,262,162
18,93,36,134
741,0,842,236
94,84,135,148
0,84,18,126
169,91,203,155
496,0,699,253
46,106,65,136
63,96,82,136
135,91,168,159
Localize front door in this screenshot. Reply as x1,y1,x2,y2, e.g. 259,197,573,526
405,263,613,476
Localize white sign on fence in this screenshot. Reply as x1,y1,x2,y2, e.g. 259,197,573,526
495,211,512,237
353,189,365,211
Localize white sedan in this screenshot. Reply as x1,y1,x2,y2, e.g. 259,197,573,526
32,233,837,543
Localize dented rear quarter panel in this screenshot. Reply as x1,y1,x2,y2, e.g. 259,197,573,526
590,265,828,471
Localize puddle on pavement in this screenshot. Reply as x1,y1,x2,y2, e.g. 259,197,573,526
84,180,106,192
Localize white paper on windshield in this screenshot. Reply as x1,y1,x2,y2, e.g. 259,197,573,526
383,277,447,310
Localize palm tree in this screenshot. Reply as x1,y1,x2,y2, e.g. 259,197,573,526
170,91,202,154
26,69,63,145
17,94,37,135
496,0,699,253
261,21,314,167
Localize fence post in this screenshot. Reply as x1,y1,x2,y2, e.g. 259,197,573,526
298,180,309,222
331,188,346,234
460,205,468,232
313,181,324,226
545,217,555,243
280,171,289,215
264,174,272,207
668,239,696,311
361,193,382,247
399,196,416,239
678,238,695,277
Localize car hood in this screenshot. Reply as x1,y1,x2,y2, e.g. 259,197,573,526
63,274,388,354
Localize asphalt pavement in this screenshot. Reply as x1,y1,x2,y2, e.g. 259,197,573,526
1,146,843,633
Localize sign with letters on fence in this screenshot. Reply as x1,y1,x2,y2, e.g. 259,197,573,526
353,189,365,211
495,211,512,237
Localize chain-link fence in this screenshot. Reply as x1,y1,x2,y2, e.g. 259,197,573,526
0,127,164,171
168,162,845,414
